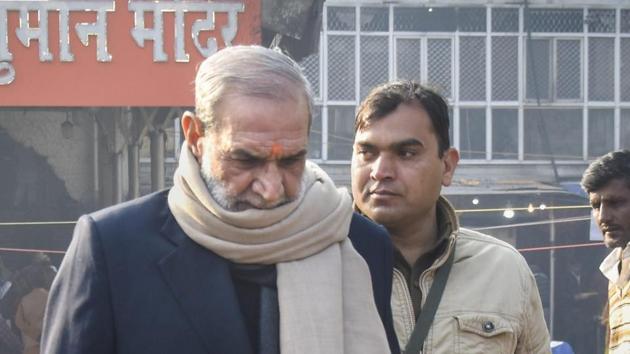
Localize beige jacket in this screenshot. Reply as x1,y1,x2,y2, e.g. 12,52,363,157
392,197,550,354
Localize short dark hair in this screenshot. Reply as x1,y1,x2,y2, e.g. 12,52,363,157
355,80,451,157
581,150,630,193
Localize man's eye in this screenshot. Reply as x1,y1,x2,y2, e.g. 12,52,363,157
278,157,304,168
357,150,375,159
399,150,416,158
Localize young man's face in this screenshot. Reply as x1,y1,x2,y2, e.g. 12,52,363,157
187,94,309,211
351,102,458,229
589,178,630,249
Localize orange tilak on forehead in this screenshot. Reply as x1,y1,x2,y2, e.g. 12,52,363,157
270,143,284,158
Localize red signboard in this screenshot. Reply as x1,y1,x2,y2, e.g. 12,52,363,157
0,0,261,107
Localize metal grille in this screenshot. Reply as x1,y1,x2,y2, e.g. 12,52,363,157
299,52,320,99
327,6,355,31
587,109,614,159
622,110,630,149
394,7,456,32
361,7,388,32
492,109,518,160
525,8,584,33
526,39,551,100
396,38,421,82
360,36,389,100
621,39,630,102
588,38,614,101
556,40,581,100
587,9,616,33
427,39,452,98
492,8,519,33
524,109,582,160
307,106,322,159
623,10,630,33
458,7,486,32
492,36,518,101
327,105,356,160
327,35,355,101
459,36,486,101
459,108,486,159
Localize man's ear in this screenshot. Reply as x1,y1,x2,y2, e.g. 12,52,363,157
441,147,460,187
181,111,206,158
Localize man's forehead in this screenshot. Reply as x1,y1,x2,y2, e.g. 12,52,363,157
589,180,630,199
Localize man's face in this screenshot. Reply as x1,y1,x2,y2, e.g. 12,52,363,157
589,178,630,249
197,94,309,211
351,103,458,229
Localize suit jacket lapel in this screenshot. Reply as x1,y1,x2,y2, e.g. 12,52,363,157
158,214,253,354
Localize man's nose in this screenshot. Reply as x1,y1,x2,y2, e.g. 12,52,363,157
598,203,612,224
369,155,394,181
252,163,284,203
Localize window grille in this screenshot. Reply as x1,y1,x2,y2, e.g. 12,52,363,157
327,36,355,101
328,6,355,31
587,9,616,33
492,8,519,32
327,106,356,160
621,39,630,102
524,109,582,160
396,38,421,82
300,53,320,99
361,7,388,32
587,109,614,159
492,109,519,160
459,36,486,101
427,39,452,98
588,38,614,101
459,108,486,159
525,8,584,33
492,36,519,101
360,36,389,100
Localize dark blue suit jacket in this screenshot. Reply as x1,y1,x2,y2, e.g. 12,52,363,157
41,190,399,354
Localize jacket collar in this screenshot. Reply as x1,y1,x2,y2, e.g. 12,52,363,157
158,211,253,354
600,242,630,283
424,196,459,270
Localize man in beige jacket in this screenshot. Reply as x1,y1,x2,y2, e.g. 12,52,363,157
351,80,550,354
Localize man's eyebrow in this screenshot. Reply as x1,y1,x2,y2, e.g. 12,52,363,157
229,148,308,160
281,149,308,160
392,138,424,149
229,148,264,159
354,139,424,150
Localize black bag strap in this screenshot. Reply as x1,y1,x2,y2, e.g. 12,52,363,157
403,240,456,354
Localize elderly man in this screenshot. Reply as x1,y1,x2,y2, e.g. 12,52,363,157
350,81,550,353
581,150,630,354
41,46,398,354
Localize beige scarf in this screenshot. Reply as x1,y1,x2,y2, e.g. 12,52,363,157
167,146,390,354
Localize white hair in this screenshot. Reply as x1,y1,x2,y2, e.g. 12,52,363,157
194,45,314,131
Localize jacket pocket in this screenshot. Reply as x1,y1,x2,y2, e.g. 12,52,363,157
454,313,517,354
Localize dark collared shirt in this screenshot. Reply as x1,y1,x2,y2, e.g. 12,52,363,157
393,204,452,319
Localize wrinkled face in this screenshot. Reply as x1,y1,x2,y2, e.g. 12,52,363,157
351,103,458,229
589,178,630,249
199,94,309,211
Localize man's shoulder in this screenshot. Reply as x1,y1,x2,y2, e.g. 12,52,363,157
456,228,526,262
348,212,390,244
77,190,172,246
89,189,170,225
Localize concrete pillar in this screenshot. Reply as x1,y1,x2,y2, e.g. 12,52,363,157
128,143,140,199
113,151,123,204
150,129,165,191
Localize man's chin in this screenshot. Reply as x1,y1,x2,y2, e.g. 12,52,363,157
604,233,630,249
362,207,400,225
